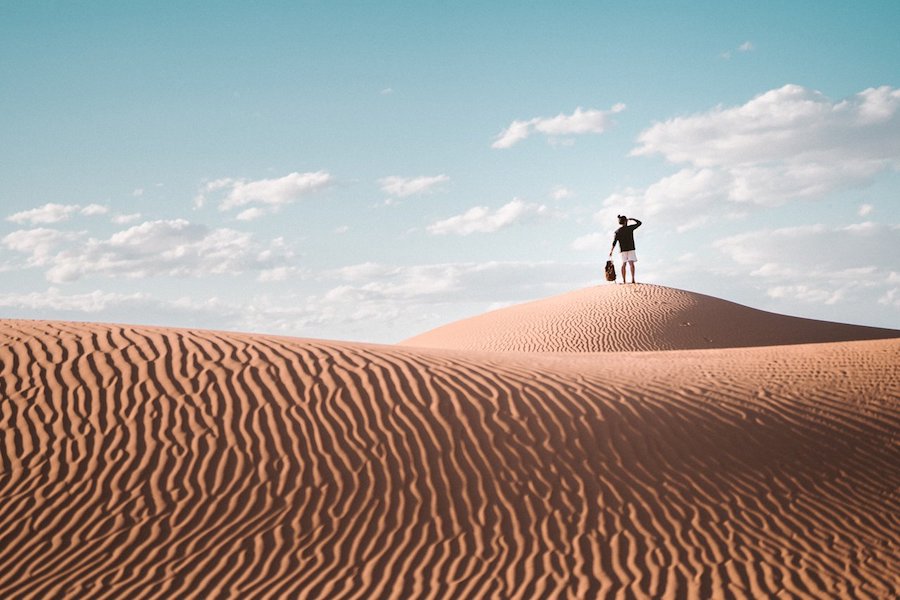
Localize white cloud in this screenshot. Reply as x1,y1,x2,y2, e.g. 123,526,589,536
879,287,900,307
378,174,449,198
721,41,754,60
858,203,874,216
235,207,267,221
0,257,627,342
633,85,900,174
606,85,900,225
7,203,109,224
224,172,331,209
534,105,626,136
0,260,594,342
195,171,332,215
597,167,729,225
332,261,386,281
329,260,595,303
8,203,80,224
2,219,295,283
550,186,574,201
112,213,142,225
2,228,81,266
0,288,260,334
230,260,598,340
714,223,864,266
492,103,626,149
258,266,304,282
711,221,900,308
332,266,457,299
0,288,148,313
767,284,843,305
492,119,532,149
193,178,228,208
80,204,109,216
427,199,547,235
570,232,607,251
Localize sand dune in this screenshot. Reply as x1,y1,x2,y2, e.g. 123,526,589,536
403,284,900,352
0,307,897,598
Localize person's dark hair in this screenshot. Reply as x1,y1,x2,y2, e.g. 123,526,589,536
617,215,627,226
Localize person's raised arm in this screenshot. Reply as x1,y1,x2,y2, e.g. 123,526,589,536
630,218,642,228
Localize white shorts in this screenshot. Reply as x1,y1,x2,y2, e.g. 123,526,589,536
620,250,637,263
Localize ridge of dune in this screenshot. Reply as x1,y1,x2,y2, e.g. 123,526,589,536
401,284,900,352
1,318,898,598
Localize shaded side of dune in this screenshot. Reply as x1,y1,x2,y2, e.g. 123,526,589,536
0,320,898,598
402,285,900,352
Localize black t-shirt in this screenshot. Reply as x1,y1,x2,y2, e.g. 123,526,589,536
613,219,641,252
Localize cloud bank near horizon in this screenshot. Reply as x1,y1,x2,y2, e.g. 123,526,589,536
2,219,295,283
2,85,897,341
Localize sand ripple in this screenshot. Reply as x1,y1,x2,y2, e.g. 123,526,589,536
0,319,898,598
402,285,900,352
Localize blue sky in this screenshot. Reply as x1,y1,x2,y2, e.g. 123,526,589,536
2,1,899,341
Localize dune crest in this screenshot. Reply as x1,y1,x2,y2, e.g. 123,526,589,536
402,284,900,352
0,318,898,598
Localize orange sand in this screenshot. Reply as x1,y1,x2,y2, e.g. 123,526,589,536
403,284,900,351
0,286,897,598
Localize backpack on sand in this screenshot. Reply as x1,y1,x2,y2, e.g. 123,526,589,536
604,259,616,282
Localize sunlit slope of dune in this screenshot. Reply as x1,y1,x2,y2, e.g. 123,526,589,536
0,319,897,598
402,284,900,352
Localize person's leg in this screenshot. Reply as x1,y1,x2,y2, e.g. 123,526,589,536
620,262,626,283
629,261,636,283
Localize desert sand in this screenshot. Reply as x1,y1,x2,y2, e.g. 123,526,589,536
403,284,900,352
0,285,897,598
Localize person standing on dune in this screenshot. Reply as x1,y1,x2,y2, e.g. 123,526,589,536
609,215,642,284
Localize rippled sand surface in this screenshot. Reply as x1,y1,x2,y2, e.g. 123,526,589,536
403,284,900,352
1,288,898,598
